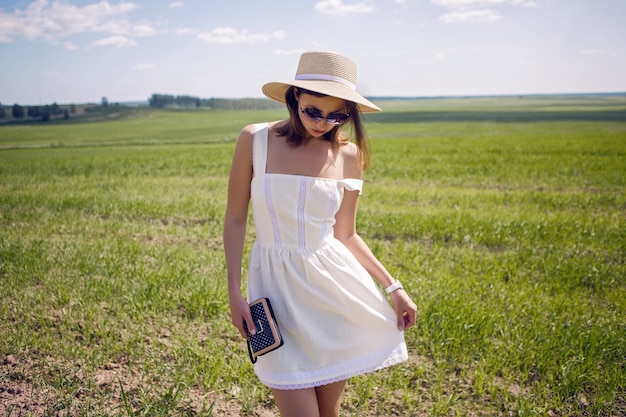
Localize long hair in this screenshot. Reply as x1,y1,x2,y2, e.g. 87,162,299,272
274,87,370,170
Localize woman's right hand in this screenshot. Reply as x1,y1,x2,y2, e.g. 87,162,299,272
229,291,255,339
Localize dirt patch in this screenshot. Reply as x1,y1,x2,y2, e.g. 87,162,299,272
1,351,261,416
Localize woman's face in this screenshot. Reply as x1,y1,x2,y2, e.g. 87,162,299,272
296,92,349,138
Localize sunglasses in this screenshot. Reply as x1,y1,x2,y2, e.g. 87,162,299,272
300,106,350,126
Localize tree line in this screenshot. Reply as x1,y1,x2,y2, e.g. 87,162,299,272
148,94,283,110
0,94,283,123
0,101,75,122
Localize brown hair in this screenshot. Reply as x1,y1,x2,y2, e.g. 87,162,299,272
274,87,370,170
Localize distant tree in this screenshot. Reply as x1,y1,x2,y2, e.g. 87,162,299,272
28,106,41,119
70,103,76,114
40,105,51,122
63,109,70,120
12,104,24,119
149,94,175,108
101,96,109,107
0,105,5,119
174,95,201,107
51,102,62,115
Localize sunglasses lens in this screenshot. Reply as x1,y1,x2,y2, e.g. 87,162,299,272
301,106,349,125
327,113,349,125
303,107,322,121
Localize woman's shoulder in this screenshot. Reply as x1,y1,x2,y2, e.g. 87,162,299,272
339,140,360,162
339,141,363,178
237,120,288,148
237,122,270,144
239,120,287,137
239,123,260,136
237,123,253,135
340,139,358,152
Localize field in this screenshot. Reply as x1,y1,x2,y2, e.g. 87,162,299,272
1,95,625,416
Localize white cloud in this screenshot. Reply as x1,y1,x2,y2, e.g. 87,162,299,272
176,27,198,35
89,35,137,48
132,63,155,70
74,17,158,38
439,8,501,22
432,0,535,7
432,0,535,23
315,0,376,16
129,22,158,37
169,1,184,8
196,27,287,44
0,0,157,45
64,40,78,50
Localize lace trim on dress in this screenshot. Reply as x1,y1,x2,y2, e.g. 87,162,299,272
257,343,408,390
322,188,338,241
265,175,282,248
297,177,307,251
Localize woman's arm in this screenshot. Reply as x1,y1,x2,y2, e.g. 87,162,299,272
335,191,417,331
223,125,256,338
334,144,417,330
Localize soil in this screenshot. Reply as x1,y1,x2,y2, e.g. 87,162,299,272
1,351,277,416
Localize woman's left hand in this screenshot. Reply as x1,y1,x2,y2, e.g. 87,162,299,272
390,290,417,331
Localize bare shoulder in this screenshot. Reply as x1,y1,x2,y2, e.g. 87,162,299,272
230,124,255,169
233,124,255,157
238,124,255,143
340,141,363,179
340,140,358,153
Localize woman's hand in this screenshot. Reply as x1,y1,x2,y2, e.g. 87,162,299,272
229,291,255,339
390,290,417,331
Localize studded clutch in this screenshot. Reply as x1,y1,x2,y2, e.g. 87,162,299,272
244,298,284,363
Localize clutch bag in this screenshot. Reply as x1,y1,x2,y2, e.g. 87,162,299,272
244,297,284,363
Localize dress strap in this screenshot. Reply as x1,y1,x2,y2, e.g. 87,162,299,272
252,122,269,176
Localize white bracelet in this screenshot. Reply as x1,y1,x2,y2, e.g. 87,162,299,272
385,280,404,294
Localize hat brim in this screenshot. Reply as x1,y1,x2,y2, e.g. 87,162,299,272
262,80,382,113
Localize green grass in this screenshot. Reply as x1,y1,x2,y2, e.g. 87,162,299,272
1,96,625,416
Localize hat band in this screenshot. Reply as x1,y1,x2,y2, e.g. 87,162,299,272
295,73,356,91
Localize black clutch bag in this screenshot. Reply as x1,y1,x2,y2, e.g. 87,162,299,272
244,298,284,363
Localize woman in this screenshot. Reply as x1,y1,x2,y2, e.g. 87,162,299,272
223,51,417,417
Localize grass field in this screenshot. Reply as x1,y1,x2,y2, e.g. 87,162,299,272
1,95,625,416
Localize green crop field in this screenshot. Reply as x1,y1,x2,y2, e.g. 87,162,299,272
1,95,625,416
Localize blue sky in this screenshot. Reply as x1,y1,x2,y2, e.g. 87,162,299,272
1,0,625,105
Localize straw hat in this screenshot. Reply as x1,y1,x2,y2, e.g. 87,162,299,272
262,51,382,113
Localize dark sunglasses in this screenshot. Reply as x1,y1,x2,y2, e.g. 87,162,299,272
300,106,350,126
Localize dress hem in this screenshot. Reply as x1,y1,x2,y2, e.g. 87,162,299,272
256,343,408,391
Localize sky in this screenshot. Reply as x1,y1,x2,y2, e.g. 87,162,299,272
1,0,625,105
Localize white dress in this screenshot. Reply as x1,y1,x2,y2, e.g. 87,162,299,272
247,123,408,390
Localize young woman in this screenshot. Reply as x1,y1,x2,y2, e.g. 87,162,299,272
223,51,417,417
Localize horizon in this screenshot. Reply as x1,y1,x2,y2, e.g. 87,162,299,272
3,91,626,108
